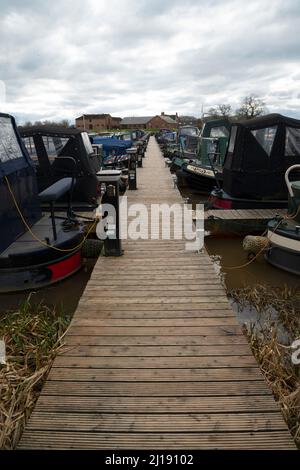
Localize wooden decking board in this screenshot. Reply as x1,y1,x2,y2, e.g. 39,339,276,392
17,432,295,450
18,136,294,449
64,335,248,346
52,356,258,369
41,381,271,397
205,208,285,221
29,395,282,413
59,344,252,357
25,412,287,432
47,367,268,382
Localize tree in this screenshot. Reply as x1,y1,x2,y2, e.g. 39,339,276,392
206,104,232,119
236,95,266,119
218,104,232,117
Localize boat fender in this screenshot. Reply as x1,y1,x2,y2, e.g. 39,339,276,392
242,235,270,260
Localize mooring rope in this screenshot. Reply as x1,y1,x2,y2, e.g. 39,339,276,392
206,204,300,270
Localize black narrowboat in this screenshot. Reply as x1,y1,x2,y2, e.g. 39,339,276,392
0,113,84,292
21,126,103,211
210,114,300,209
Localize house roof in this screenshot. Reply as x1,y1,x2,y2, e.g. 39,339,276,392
121,115,177,125
76,114,111,120
121,116,153,125
161,115,177,124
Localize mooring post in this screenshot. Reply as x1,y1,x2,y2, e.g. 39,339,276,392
135,141,143,167
96,169,123,256
127,147,138,190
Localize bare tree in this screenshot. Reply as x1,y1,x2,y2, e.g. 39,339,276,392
19,119,71,129
236,95,266,119
207,104,232,119
218,104,232,117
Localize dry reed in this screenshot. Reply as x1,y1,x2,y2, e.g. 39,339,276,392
229,284,300,447
0,295,70,449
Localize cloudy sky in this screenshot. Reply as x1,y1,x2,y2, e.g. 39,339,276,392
0,0,300,124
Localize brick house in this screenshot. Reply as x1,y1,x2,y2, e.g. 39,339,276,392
120,113,178,130
75,114,122,131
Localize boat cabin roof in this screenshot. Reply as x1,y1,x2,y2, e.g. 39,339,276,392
223,113,300,198
21,125,82,138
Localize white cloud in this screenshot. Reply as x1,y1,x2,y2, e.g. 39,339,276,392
0,0,300,122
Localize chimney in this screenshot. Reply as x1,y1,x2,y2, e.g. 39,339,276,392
161,112,165,116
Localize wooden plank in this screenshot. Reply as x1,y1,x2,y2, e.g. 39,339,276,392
26,412,286,432
78,297,229,305
70,318,237,327
66,325,242,336
53,356,257,369
73,310,236,319
41,381,271,397
64,335,248,346
85,282,222,290
60,344,252,357
18,431,295,450
75,303,233,311
81,290,227,299
32,395,280,413
47,367,266,382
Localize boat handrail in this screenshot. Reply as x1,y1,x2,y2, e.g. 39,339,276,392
285,164,300,197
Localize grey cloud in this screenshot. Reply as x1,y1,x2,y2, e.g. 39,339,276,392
1,0,300,122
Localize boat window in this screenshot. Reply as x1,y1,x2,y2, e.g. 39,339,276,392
0,117,24,163
285,127,300,156
180,127,198,137
251,126,277,156
42,136,69,159
207,140,219,163
81,131,94,154
23,136,37,158
228,125,237,153
210,126,229,138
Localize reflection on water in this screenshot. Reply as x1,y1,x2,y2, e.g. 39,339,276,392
205,236,299,291
0,259,96,315
182,186,299,290
230,299,290,342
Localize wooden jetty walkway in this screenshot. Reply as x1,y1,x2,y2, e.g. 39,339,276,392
19,137,294,449
203,208,286,235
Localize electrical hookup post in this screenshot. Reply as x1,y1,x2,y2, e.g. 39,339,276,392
127,147,138,190
96,169,123,256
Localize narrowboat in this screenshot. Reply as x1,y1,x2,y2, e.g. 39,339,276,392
169,125,200,172
265,165,300,275
176,119,231,192
0,113,84,292
210,114,300,209
21,126,103,211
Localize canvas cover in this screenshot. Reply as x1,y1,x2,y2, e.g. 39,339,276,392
223,114,300,198
0,113,41,252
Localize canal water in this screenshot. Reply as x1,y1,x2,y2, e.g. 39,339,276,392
182,187,299,290
0,259,96,315
0,186,298,323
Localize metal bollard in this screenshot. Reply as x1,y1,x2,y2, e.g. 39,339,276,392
137,147,143,167
96,169,123,256
127,147,138,190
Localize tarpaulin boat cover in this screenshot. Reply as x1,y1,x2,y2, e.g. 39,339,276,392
223,113,300,198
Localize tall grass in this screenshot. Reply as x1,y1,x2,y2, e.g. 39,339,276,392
0,295,70,449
